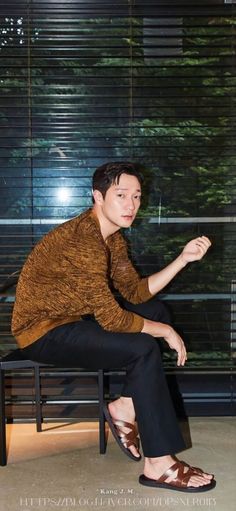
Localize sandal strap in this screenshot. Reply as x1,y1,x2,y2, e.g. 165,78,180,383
158,461,197,488
113,419,139,449
180,460,204,475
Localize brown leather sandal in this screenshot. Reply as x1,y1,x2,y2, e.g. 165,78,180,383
139,460,216,492
103,404,141,461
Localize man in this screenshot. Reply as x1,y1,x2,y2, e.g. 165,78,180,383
12,161,215,492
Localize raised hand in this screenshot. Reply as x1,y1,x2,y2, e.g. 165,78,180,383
181,236,211,264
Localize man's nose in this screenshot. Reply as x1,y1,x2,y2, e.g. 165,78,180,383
127,199,135,210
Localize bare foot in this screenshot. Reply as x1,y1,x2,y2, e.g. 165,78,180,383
108,397,141,459
144,455,214,488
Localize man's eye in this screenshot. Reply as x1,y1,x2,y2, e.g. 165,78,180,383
117,194,125,198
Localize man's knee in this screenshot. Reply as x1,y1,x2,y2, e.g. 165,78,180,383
150,298,171,325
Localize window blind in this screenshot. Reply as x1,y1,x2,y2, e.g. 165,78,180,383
0,1,235,388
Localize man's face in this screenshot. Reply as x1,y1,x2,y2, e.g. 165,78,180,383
95,173,141,230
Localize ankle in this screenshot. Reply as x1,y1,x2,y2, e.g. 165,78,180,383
110,396,133,411
108,397,135,421
145,454,174,466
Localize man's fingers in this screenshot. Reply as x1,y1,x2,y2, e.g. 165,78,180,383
196,237,211,250
165,329,187,367
193,237,211,259
177,344,187,366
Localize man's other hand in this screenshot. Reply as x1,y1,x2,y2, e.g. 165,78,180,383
180,236,211,264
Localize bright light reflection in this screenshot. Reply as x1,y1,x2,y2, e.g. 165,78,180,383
57,187,70,202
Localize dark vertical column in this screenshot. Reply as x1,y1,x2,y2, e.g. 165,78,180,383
34,364,43,432
0,367,7,466
98,369,106,454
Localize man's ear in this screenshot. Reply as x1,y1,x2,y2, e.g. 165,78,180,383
92,189,104,205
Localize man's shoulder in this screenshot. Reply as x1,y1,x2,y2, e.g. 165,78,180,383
45,208,95,239
60,208,93,231
60,209,104,251
28,209,95,256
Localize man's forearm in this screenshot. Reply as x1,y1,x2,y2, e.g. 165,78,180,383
141,318,171,337
148,253,187,296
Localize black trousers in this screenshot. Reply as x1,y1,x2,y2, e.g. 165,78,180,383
21,296,186,457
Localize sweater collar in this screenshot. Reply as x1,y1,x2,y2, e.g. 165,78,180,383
88,208,119,249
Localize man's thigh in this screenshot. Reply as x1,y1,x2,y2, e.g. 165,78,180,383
21,319,158,369
119,295,171,325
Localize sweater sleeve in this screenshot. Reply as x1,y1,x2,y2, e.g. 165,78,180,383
109,234,153,304
65,229,145,333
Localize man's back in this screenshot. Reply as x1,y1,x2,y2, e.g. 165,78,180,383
11,209,106,346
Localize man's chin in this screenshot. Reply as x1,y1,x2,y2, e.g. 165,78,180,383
120,217,135,227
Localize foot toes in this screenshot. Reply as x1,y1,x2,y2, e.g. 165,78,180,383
188,474,214,487
128,445,141,458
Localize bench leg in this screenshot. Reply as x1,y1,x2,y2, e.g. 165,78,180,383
0,368,7,466
98,369,106,454
34,365,42,432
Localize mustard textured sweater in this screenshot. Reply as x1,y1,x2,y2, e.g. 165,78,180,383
12,209,152,348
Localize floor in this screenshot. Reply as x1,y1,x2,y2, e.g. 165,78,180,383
0,417,235,511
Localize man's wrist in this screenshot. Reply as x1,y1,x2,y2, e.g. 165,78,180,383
179,252,188,268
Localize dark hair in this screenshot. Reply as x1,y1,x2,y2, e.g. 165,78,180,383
92,161,143,198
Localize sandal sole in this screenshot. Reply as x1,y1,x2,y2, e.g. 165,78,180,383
139,474,216,493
